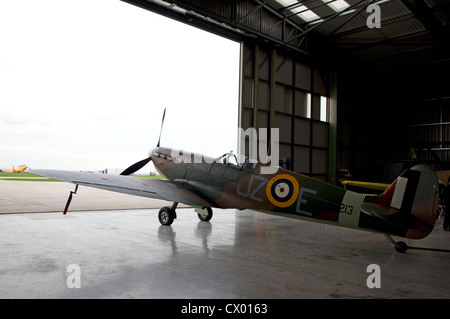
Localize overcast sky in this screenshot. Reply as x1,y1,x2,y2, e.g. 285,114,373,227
0,0,240,173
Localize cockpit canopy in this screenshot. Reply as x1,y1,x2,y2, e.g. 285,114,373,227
151,147,258,169
216,153,257,169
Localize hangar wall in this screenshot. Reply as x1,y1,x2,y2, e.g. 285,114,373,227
238,42,333,182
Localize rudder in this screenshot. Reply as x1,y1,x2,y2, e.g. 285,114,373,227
407,165,439,239
379,165,439,239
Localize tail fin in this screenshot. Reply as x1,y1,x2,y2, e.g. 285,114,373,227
383,165,439,239
361,165,439,239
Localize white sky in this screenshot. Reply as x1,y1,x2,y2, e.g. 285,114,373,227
0,0,240,173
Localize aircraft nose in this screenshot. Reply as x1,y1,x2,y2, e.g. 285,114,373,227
149,147,158,158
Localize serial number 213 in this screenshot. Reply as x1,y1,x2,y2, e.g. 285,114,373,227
340,204,353,215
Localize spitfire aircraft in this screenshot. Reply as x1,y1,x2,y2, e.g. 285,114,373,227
29,112,439,253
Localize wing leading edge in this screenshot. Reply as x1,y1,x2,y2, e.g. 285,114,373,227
29,169,215,208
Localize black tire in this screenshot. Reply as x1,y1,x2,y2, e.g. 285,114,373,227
197,207,213,222
159,207,175,226
395,241,408,253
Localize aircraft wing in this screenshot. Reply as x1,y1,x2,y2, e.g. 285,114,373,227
435,170,450,185
28,169,215,207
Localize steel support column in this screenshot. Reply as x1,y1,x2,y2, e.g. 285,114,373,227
329,67,338,185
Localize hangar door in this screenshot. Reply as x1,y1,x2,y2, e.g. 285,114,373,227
238,42,331,182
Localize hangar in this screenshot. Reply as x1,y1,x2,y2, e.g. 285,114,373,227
123,0,450,184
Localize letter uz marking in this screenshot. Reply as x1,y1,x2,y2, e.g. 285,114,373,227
237,175,268,202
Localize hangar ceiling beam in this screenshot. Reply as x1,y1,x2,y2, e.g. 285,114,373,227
328,12,416,39
401,0,450,52
122,0,325,63
122,0,245,42
287,0,372,42
236,0,270,26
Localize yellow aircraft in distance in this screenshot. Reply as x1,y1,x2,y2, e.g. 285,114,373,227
0,165,28,173
341,170,450,193
338,169,390,194
340,180,390,192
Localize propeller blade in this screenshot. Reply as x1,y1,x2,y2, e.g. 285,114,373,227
157,108,166,147
122,108,165,176
120,157,151,176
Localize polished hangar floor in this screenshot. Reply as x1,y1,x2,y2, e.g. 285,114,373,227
1,180,449,299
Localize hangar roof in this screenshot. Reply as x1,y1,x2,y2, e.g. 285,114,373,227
123,0,450,70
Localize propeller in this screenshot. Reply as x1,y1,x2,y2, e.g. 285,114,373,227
120,108,166,176
120,157,152,176
157,108,166,147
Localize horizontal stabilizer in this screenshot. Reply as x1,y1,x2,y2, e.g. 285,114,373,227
360,203,418,229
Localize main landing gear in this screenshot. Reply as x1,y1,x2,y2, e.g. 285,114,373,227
158,204,177,226
158,203,213,226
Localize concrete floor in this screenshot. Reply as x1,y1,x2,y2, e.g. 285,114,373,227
1,180,450,299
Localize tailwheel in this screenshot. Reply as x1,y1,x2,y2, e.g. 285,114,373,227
384,235,408,253
196,207,213,222
159,203,177,226
394,241,408,253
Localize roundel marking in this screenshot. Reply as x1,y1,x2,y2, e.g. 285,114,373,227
266,174,299,208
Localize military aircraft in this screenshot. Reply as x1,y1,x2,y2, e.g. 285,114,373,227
0,164,28,173
29,112,439,253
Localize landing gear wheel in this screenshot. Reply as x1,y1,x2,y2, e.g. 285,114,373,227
394,241,408,253
197,207,213,222
159,206,175,226
384,235,409,253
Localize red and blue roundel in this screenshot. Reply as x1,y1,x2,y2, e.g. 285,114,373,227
266,174,299,208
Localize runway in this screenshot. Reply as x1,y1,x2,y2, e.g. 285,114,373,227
1,180,449,299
